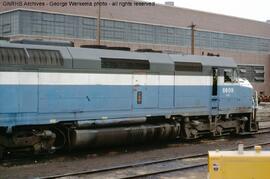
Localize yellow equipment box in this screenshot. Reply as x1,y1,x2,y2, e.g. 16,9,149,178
208,145,270,179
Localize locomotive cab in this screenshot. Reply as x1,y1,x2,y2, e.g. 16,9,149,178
218,66,258,133
180,58,258,139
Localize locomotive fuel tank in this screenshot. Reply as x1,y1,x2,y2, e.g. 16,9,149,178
71,123,181,148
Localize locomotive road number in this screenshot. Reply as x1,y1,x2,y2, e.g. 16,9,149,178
222,87,234,94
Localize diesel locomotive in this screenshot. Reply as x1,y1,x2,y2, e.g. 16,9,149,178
0,41,258,158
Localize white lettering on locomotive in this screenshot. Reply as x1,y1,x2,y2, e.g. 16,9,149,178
222,87,234,94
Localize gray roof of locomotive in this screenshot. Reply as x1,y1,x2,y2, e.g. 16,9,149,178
0,42,237,72
68,47,237,71
169,54,237,68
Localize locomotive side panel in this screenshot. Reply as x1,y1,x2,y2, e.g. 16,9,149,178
158,75,174,109
0,72,38,113
174,75,211,111
38,72,133,113
132,73,159,109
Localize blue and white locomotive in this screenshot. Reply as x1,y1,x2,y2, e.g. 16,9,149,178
0,41,258,157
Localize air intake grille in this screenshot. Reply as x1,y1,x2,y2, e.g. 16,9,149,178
27,49,63,66
0,47,63,67
0,47,27,65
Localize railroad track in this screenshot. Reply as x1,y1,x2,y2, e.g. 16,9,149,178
257,126,270,134
40,141,270,179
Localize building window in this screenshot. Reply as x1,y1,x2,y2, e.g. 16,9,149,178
55,15,65,22
238,65,264,82
43,13,54,22
2,24,11,34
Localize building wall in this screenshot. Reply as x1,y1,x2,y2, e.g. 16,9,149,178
1,10,269,53
1,0,270,38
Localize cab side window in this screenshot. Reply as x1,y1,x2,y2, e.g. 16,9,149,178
224,69,233,83
224,68,238,83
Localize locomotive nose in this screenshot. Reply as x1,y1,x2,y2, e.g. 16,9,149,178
239,78,253,89
239,78,258,109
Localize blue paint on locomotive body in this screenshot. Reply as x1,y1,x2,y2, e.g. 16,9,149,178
0,84,253,128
